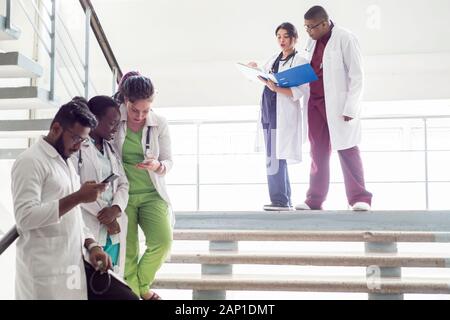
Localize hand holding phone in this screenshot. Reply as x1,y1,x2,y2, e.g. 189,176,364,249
101,173,119,184
135,158,160,172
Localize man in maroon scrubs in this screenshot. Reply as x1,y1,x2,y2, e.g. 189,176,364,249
296,6,373,211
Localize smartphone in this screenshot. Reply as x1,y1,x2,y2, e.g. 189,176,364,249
101,173,119,184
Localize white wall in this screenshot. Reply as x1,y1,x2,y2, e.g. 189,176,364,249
1,0,449,106
89,0,450,106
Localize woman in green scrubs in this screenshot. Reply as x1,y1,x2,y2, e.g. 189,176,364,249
113,72,173,300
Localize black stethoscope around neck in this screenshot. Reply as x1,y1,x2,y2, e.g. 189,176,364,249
77,139,117,172
77,125,152,171
144,125,152,157
271,50,297,73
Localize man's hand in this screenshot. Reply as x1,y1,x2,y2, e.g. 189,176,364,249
89,246,112,273
97,206,121,225
76,181,107,203
105,219,121,235
247,62,258,68
344,116,354,122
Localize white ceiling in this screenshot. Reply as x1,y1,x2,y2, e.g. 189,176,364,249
1,0,450,107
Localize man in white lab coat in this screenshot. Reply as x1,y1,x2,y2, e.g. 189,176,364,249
11,101,138,300
296,6,373,211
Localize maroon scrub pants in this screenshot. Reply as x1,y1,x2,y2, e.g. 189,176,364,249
305,101,373,210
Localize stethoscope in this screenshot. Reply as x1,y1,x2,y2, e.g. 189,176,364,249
89,261,111,295
271,50,297,73
144,125,152,158
77,139,119,172
78,125,152,171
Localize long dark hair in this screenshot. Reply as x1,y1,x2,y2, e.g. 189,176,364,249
275,22,298,40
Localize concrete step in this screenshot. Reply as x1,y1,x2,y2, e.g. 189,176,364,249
174,230,450,243
0,87,58,110
0,119,51,133
174,211,450,233
0,52,43,78
0,149,25,159
168,252,450,268
0,15,20,40
153,273,450,294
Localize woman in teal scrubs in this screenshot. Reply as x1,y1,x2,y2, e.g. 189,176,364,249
71,96,130,277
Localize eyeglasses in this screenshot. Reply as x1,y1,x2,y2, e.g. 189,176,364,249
304,20,325,31
65,128,89,145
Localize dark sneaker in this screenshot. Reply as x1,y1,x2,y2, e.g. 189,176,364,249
263,204,294,212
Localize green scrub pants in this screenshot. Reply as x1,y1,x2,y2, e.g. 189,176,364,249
124,191,172,297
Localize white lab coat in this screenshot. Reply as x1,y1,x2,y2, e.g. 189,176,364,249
256,52,309,164
71,139,129,278
113,104,175,227
12,137,92,300
303,25,364,151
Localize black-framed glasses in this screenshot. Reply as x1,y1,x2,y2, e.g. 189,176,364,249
304,20,325,31
65,128,89,145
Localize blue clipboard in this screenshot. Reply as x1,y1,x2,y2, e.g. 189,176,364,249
273,63,318,88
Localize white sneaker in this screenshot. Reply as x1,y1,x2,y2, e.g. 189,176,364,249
263,204,294,212
295,203,311,211
352,202,371,211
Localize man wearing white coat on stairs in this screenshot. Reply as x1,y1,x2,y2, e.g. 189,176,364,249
296,6,373,212
12,101,138,300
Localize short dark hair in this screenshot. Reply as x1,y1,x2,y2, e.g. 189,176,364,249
87,95,119,120
275,22,298,39
115,75,154,104
304,5,329,21
51,100,98,130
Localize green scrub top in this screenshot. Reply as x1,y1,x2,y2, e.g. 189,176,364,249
122,127,156,195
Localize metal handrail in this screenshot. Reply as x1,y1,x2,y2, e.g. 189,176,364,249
0,0,122,258
14,0,122,99
1,114,450,257
164,114,450,211
17,0,51,55
0,226,18,256
5,0,11,29
78,0,123,84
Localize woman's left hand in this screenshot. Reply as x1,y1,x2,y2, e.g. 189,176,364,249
136,157,161,172
265,79,278,92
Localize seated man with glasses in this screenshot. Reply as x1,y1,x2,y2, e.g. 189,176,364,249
11,100,139,300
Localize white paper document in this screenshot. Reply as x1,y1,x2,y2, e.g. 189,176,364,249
236,62,277,84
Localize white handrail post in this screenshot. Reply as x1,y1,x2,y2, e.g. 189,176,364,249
196,122,201,211
5,0,11,29
49,0,56,101
84,7,91,99
423,118,430,210
112,66,118,94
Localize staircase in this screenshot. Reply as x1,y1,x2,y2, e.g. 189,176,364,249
0,0,122,158
0,1,58,143
154,211,450,300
